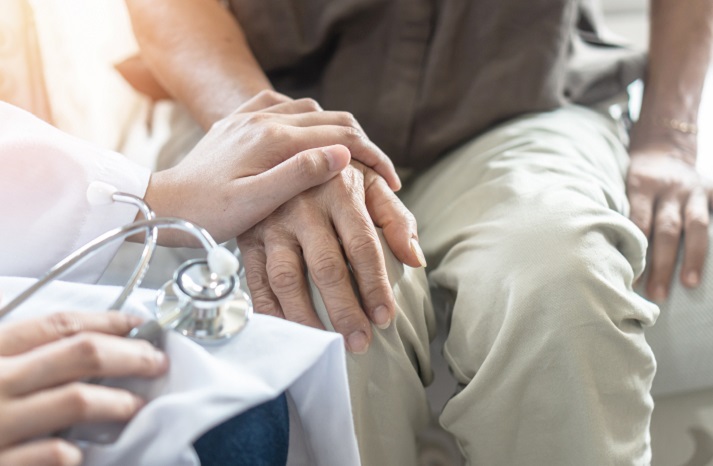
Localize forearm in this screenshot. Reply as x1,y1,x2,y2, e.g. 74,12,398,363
125,0,271,128
631,0,713,163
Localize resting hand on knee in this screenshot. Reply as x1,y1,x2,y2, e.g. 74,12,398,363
238,160,423,354
627,141,712,301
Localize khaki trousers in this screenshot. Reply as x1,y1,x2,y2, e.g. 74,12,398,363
313,105,713,465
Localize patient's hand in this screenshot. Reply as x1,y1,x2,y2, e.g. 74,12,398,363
0,312,168,466
144,91,400,246
238,160,425,353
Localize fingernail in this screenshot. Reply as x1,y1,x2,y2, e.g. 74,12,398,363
322,146,343,171
347,331,369,354
686,271,700,287
372,305,391,330
410,237,427,268
651,285,667,302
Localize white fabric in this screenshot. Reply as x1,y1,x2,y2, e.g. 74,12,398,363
0,101,360,465
0,102,150,282
0,278,360,466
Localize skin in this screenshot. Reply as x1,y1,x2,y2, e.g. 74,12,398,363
125,0,425,353
125,0,712,338
628,0,713,301
141,90,364,246
0,312,168,466
0,91,371,463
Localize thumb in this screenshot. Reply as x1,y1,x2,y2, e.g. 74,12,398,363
243,144,351,219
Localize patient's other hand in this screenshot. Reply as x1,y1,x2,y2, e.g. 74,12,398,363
0,312,168,466
238,160,425,354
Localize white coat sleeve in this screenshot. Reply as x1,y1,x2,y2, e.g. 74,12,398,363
0,101,150,282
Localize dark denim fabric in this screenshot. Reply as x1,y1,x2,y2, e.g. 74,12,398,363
193,394,289,466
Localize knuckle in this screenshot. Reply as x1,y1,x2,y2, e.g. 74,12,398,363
252,294,280,317
244,112,269,126
298,97,322,111
685,214,708,230
310,252,349,287
71,335,103,372
345,232,379,259
245,267,271,291
337,111,359,128
655,219,682,238
267,260,303,295
341,126,365,144
259,122,284,139
67,384,93,420
296,151,322,177
255,89,283,104
330,306,365,332
48,312,82,338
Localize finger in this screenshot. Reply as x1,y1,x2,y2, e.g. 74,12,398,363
680,189,709,288
237,236,284,319
4,333,168,395
0,312,143,356
280,111,366,129
0,439,82,466
298,222,372,354
265,238,325,330
235,145,351,230
259,97,323,114
627,188,655,239
330,182,396,329
364,169,425,268
646,198,683,301
285,125,401,191
1,383,144,446
234,90,291,113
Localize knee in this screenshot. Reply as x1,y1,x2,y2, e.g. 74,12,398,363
458,202,656,331
527,210,652,319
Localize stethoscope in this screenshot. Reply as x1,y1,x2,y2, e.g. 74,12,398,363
0,181,253,347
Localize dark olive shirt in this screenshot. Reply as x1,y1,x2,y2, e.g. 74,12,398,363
228,0,644,169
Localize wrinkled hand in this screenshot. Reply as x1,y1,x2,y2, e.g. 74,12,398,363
0,313,168,466
145,90,400,246
238,160,425,354
627,143,711,301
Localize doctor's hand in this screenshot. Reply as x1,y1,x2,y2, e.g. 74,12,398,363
238,160,426,354
627,139,712,302
143,91,401,246
0,312,168,466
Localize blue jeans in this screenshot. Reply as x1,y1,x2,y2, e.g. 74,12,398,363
193,394,289,466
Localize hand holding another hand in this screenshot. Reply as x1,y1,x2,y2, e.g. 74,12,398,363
144,91,401,246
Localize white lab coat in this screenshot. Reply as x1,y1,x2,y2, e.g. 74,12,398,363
0,102,360,465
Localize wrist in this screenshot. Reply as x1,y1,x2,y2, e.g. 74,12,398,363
129,170,194,247
630,116,698,165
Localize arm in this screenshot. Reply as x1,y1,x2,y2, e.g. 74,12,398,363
125,0,268,129
627,0,713,300
125,1,423,351
0,313,168,466
124,0,402,189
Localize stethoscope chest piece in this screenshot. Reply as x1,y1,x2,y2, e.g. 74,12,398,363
155,259,253,344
